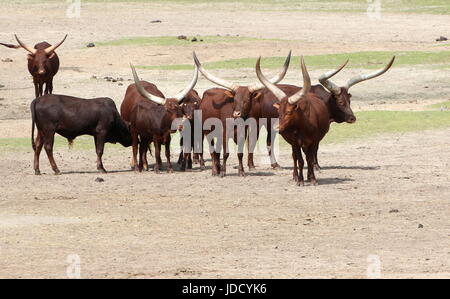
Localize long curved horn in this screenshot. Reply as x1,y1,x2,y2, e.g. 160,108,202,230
193,51,238,91
0,42,20,49
44,34,68,54
288,56,311,104
173,64,199,102
318,59,349,95
345,56,395,89
255,57,287,102
130,64,166,105
248,50,292,92
14,35,36,55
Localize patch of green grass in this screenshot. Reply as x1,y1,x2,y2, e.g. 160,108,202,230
0,136,124,152
427,100,450,110
2,111,450,153
96,35,272,47
139,50,450,70
323,110,450,144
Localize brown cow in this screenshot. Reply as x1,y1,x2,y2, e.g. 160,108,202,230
127,64,198,173
177,89,203,171
248,57,395,170
193,51,291,177
1,35,67,98
256,56,330,186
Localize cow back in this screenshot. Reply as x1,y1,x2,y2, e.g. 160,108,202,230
121,81,165,122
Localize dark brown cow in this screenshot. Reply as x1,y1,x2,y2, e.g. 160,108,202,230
256,56,330,186
31,94,132,175
248,57,395,170
193,52,291,177
127,65,199,173
177,90,203,171
1,35,67,98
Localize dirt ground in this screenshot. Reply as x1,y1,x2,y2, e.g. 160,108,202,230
0,1,449,279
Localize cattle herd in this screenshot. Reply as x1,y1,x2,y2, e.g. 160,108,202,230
1,35,396,186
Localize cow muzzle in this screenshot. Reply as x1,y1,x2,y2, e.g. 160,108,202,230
233,111,242,118
346,116,356,124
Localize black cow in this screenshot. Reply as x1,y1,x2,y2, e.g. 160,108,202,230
31,94,132,175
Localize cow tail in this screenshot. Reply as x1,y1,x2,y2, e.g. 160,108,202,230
31,100,37,151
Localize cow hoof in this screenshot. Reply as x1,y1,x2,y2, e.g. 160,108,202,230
167,168,174,174
310,180,318,186
239,171,246,177
297,180,305,187
248,166,256,171
271,163,281,170
35,170,41,176
220,172,226,178
54,170,61,175
98,169,107,174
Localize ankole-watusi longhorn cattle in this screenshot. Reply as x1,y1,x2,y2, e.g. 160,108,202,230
1,35,67,98
193,51,291,176
251,56,395,170
31,94,132,175
177,89,203,171
127,64,199,173
256,56,330,186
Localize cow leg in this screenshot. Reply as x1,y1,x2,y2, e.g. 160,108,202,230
247,125,258,170
43,132,60,175
292,144,304,186
313,143,321,171
268,129,280,169
142,142,150,171
187,153,193,169
44,81,49,95
33,81,40,98
237,153,246,177
153,140,162,174
94,135,107,173
291,145,299,183
48,78,54,94
138,138,149,172
130,127,139,171
305,146,318,186
193,153,200,165
220,140,229,178
33,131,44,175
38,82,44,97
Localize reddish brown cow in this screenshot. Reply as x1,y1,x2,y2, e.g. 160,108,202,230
256,56,330,186
126,65,199,173
193,51,291,177
248,57,395,170
1,35,67,98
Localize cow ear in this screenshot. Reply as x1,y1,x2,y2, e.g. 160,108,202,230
224,90,234,99
27,54,34,60
253,92,262,102
273,103,280,110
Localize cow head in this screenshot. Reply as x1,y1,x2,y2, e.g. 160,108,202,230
14,34,67,76
130,64,198,125
256,56,313,133
318,56,395,124
180,90,201,121
193,51,291,119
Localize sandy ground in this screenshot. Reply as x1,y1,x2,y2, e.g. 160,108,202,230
0,1,449,278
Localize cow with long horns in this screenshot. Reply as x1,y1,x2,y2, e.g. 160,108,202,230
126,65,199,173
250,56,395,170
1,35,67,98
256,56,330,186
193,51,291,177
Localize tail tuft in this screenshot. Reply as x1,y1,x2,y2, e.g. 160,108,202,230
68,139,74,149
